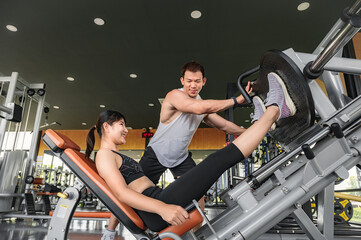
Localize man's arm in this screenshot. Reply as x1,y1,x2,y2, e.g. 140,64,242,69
162,82,252,123
203,113,247,136
166,90,245,115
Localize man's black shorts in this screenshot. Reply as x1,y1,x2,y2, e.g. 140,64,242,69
139,146,196,185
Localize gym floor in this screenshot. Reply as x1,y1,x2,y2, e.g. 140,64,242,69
2,208,361,239
0,218,135,240
0,208,224,240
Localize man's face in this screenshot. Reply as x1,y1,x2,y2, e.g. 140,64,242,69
180,70,206,98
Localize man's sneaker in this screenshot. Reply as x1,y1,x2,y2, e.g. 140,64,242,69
251,96,276,130
101,229,116,240
265,72,296,120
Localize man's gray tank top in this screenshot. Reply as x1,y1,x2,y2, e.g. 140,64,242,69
148,88,204,168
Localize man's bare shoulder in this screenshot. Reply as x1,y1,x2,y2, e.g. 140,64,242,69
160,89,185,123
162,90,179,111
165,89,187,102
167,89,185,97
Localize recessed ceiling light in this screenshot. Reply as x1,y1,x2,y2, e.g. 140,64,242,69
245,119,250,123
53,106,60,109
149,127,153,130
126,127,133,130
94,18,105,26
297,2,310,11
67,77,74,81
191,10,202,19
99,104,105,108
6,25,17,32
148,103,154,107
158,98,164,104
130,74,137,78
82,122,87,126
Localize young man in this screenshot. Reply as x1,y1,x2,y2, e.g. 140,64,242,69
101,61,251,240
140,61,251,184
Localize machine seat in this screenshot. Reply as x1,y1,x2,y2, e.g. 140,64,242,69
42,129,203,238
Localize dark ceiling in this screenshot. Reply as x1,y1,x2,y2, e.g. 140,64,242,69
0,0,356,130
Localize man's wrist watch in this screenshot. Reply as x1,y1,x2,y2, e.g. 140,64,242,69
231,97,238,107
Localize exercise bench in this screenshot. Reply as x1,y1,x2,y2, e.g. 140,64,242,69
42,129,203,240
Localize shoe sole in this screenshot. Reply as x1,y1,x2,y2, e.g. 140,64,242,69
253,96,276,130
268,72,297,116
253,96,266,115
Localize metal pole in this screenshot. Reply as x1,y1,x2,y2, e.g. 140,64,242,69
28,93,45,162
310,25,360,73
348,0,361,14
0,105,12,114
13,87,27,150
0,72,18,153
309,0,361,73
23,93,45,183
20,98,31,149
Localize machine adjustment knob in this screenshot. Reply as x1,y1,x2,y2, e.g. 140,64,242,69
331,123,344,138
25,176,34,184
302,144,315,160
57,192,69,199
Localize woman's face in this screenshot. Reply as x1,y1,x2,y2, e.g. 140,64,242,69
108,118,128,145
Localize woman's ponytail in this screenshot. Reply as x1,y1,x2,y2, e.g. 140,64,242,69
85,125,96,159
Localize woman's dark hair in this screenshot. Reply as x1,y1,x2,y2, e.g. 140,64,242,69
85,110,126,158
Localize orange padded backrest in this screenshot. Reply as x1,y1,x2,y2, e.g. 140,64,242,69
64,149,146,230
45,129,81,151
45,129,202,235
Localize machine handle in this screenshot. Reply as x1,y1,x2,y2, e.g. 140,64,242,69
184,202,196,212
158,232,183,240
237,66,259,105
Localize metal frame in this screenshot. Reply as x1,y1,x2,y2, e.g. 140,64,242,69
42,1,361,239
189,88,361,240
182,1,361,239
46,179,84,240
22,1,361,239
0,72,48,214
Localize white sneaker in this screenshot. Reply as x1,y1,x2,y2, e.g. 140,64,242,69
251,96,276,130
101,229,116,240
265,72,297,120
251,96,266,123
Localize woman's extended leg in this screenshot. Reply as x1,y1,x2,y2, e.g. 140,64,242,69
137,105,282,231
137,72,296,231
158,105,280,205
233,105,279,157
158,72,296,206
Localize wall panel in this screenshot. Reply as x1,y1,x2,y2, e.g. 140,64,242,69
38,128,226,156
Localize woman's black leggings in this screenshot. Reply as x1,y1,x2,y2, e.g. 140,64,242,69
135,143,244,231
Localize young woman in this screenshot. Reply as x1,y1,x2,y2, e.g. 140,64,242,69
87,72,296,236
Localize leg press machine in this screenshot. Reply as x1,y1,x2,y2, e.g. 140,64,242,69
44,1,361,239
